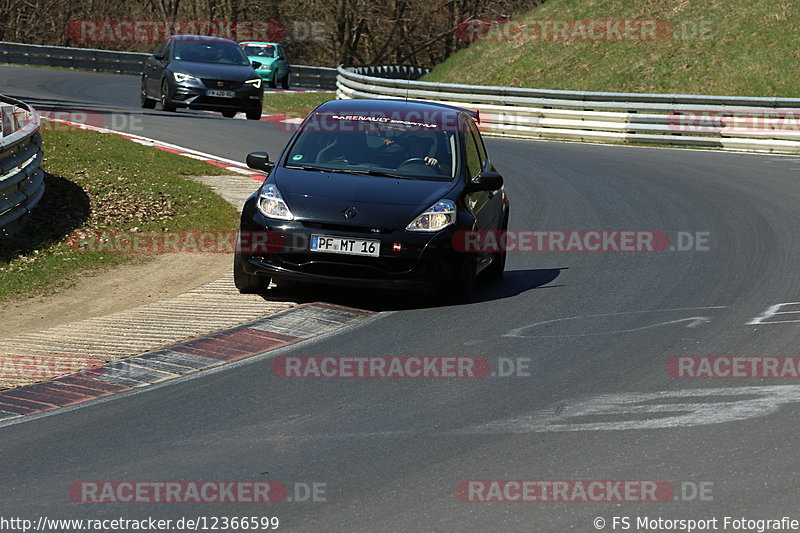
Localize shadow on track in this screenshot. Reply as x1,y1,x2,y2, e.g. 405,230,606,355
260,267,566,312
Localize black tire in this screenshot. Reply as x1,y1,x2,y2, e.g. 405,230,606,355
234,251,270,294
482,211,508,280
246,109,262,121
160,80,176,112
222,110,237,118
268,73,277,88
140,79,156,109
451,255,477,303
280,72,290,90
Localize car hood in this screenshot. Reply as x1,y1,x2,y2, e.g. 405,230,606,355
273,167,457,227
168,60,257,81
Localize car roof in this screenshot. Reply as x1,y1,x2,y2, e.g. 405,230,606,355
240,42,281,46
314,99,478,122
168,35,238,45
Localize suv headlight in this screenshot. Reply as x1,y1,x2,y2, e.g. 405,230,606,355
173,72,196,83
245,78,262,89
406,200,455,232
258,184,293,220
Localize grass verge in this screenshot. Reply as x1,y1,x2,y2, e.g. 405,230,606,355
0,126,238,301
424,0,800,97
262,91,335,116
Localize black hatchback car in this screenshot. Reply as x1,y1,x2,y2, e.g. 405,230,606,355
234,98,508,299
140,35,263,120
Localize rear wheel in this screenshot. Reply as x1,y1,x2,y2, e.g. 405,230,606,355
234,251,270,294
482,211,508,280
140,79,156,109
160,80,176,112
221,110,237,118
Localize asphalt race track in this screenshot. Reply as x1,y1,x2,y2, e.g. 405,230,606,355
3,65,800,531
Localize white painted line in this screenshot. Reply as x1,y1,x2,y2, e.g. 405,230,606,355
503,306,728,338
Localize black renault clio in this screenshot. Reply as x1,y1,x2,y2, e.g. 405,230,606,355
234,98,508,299
140,35,263,119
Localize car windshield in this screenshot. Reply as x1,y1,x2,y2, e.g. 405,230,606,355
284,112,460,181
242,45,276,58
172,41,249,65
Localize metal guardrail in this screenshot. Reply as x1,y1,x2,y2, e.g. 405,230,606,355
337,66,800,153
0,41,337,89
0,95,44,237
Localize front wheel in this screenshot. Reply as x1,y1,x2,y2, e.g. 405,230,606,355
140,78,156,109
280,72,290,90
246,109,262,121
161,80,176,112
482,211,508,280
268,73,277,88
451,255,477,303
221,110,237,118
234,251,270,294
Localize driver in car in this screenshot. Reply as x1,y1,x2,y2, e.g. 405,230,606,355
404,135,439,167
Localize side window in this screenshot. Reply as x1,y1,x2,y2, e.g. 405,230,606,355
279,46,288,61
464,126,481,180
469,121,487,170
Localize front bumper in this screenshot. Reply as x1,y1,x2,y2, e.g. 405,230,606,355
238,213,464,290
167,79,263,111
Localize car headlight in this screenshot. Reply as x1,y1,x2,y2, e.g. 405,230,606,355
173,72,196,83
258,184,293,220
406,200,455,232
245,78,262,89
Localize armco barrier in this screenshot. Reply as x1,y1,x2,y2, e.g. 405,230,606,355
0,95,44,237
0,41,337,89
337,66,800,153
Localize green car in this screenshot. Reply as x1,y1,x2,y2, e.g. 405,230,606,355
240,42,291,89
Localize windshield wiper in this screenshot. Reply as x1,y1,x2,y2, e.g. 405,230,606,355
345,169,417,180
284,164,331,172
284,165,416,180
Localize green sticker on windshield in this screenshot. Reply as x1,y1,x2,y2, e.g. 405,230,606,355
292,154,303,160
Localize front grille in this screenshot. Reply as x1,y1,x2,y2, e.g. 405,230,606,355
201,79,243,90
302,221,391,235
275,253,418,277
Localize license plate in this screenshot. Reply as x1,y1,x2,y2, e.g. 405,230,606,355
206,89,235,98
310,235,380,257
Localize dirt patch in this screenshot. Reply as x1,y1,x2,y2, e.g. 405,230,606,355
0,253,231,338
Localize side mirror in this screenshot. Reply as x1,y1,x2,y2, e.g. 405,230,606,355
153,53,165,61
277,55,285,61
251,61,262,69
246,152,273,172
466,171,503,192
